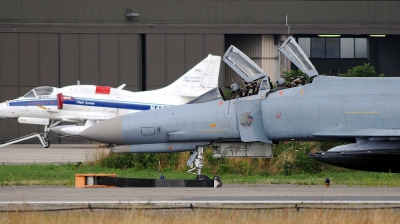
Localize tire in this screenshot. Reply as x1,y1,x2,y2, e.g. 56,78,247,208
43,141,50,148
195,175,210,180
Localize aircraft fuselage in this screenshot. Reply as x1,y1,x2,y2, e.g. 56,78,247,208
0,88,186,121
262,76,400,141
79,38,400,173
81,76,400,147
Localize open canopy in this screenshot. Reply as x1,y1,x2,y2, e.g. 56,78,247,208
278,36,319,77
223,45,267,83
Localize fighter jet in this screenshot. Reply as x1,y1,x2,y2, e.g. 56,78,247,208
0,55,221,148
80,37,400,176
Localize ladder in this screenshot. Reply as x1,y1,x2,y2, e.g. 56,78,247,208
0,133,50,148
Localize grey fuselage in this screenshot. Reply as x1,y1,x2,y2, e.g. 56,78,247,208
80,76,400,146
263,76,400,141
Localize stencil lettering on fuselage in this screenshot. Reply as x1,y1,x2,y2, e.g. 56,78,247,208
141,127,155,136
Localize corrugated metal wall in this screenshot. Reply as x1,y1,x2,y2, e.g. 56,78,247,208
146,34,225,90
58,34,141,89
261,35,279,84
1,0,400,28
0,32,224,143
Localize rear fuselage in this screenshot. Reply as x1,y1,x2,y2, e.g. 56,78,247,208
262,76,400,141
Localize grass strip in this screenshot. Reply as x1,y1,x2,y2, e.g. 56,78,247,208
1,163,400,187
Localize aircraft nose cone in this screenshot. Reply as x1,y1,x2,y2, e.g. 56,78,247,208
0,102,6,118
79,116,124,144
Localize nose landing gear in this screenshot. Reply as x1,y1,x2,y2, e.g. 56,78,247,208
186,146,210,180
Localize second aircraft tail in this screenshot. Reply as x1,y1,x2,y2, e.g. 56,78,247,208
161,54,221,99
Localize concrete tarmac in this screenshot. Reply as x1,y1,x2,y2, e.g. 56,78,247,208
0,185,400,205
0,144,109,164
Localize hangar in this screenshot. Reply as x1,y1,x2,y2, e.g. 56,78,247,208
0,0,399,143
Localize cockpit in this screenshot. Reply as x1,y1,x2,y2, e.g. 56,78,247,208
188,45,273,104
22,87,58,98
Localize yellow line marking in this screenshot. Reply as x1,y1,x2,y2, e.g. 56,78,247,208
37,105,47,110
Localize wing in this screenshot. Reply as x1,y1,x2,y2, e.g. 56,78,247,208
313,128,400,140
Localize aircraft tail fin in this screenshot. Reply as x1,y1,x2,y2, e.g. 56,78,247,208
162,54,221,98
198,55,221,89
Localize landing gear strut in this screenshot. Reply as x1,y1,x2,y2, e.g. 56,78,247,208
0,120,61,148
186,146,210,180
44,120,61,139
41,120,61,148
0,133,50,148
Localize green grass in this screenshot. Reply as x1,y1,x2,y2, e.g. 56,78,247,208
222,171,400,187
0,163,192,187
1,163,400,187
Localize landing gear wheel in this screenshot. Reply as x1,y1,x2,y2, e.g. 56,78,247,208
43,141,50,148
195,175,210,180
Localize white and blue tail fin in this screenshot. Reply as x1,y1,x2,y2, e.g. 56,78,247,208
161,54,221,98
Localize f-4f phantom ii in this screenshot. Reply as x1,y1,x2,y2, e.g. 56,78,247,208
80,37,400,176
0,55,221,148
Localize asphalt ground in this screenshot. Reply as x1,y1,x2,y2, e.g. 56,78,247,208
0,185,400,206
0,143,108,164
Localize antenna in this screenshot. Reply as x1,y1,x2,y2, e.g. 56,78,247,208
286,15,290,35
